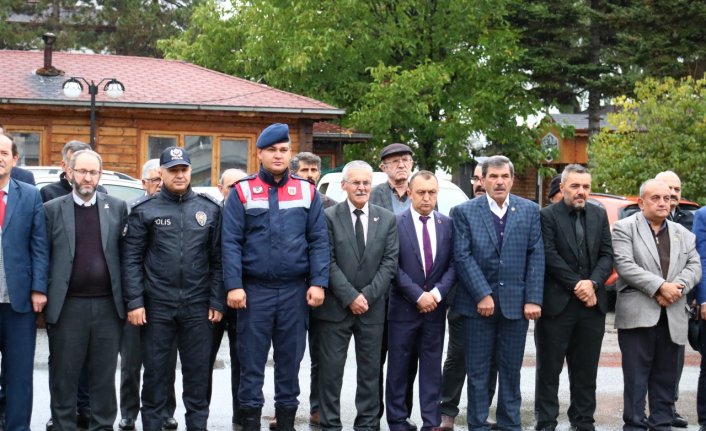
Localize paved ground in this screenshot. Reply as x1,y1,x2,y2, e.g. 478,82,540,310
28,312,703,430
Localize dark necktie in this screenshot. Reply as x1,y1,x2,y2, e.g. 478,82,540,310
420,215,433,276
574,210,584,248
0,190,6,228
354,209,365,254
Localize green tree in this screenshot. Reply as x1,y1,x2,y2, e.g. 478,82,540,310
590,76,706,203
160,0,547,172
0,0,199,57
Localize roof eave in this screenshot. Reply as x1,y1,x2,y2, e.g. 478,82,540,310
0,98,346,116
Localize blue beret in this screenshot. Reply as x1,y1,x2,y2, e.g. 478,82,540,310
256,123,290,149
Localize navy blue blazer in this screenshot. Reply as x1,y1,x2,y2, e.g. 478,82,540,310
1,178,49,313
451,194,544,320
10,167,36,186
389,209,456,322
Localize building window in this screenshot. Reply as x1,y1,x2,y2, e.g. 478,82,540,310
220,138,249,173
147,136,178,160
185,135,213,187
9,131,41,166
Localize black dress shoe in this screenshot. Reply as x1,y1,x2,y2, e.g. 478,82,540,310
119,418,136,431
46,419,55,431
672,413,688,428
404,419,418,430
163,417,178,430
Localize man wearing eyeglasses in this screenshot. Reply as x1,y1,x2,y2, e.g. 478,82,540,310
44,149,128,431
314,160,398,431
41,140,108,431
118,159,179,431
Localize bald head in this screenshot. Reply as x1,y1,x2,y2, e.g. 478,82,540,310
219,169,248,200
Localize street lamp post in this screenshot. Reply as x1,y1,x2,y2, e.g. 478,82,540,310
62,77,125,147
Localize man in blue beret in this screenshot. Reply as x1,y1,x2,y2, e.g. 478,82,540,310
222,123,330,431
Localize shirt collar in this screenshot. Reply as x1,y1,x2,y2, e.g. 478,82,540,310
485,193,509,211
410,206,434,223
72,191,97,207
1,182,9,195
347,199,369,215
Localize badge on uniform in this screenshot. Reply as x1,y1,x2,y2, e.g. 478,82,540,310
253,186,263,194
170,148,183,160
195,211,207,227
287,186,296,196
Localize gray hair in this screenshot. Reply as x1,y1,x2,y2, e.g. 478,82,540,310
639,179,668,198
290,152,322,172
560,164,590,184
141,159,160,180
62,140,91,162
482,155,514,177
342,160,373,181
69,149,103,171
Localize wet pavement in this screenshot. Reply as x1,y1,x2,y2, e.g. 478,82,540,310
28,312,703,430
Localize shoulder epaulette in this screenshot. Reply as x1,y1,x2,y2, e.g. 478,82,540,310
130,194,156,209
197,192,223,207
236,174,257,184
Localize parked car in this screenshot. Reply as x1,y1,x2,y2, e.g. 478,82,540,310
317,172,469,216
31,170,144,202
587,192,700,309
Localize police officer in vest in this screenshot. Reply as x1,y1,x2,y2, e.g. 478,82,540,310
222,123,329,431
122,147,225,431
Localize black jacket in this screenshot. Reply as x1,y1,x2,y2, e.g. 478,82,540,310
40,172,107,203
121,186,225,312
671,205,694,232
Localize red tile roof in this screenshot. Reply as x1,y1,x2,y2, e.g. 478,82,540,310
0,50,344,116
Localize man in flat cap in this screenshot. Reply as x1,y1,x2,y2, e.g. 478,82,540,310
222,123,330,431
370,142,418,428
122,146,224,431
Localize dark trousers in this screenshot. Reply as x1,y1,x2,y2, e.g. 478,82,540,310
141,301,212,431
534,298,605,430
440,310,498,418
47,297,122,431
119,322,177,421
237,283,307,409
309,316,321,415
318,315,384,431
463,313,528,431
386,317,446,431
0,304,37,431
696,319,706,425
378,308,417,420
208,307,239,422
618,313,680,431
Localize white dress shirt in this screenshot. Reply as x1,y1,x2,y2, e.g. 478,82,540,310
486,193,510,218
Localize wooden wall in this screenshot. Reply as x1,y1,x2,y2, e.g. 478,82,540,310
0,104,334,181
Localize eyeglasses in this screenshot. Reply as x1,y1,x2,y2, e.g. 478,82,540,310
471,176,481,184
344,180,371,188
383,157,413,167
144,177,162,184
72,169,101,177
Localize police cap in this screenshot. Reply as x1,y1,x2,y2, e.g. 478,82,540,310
160,147,191,168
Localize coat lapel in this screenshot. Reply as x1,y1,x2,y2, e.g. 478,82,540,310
479,198,500,254
401,210,423,269
97,193,109,251
61,195,76,258
3,179,20,230
366,205,380,261
667,222,682,281
336,203,362,261
635,212,660,268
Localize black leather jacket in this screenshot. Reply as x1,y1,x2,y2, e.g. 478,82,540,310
121,186,225,312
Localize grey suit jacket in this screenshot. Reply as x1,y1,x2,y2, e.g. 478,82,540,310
43,192,128,324
370,182,395,212
312,201,399,324
613,211,701,344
